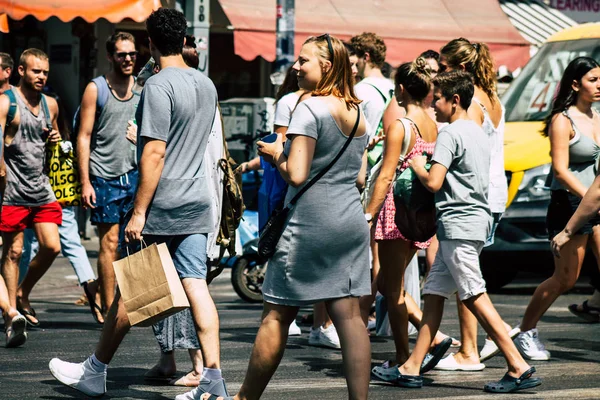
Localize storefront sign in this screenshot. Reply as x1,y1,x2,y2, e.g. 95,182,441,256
550,0,600,23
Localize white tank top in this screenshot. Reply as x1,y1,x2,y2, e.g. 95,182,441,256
473,98,507,213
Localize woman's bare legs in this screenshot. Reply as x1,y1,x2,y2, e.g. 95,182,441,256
326,297,371,400
521,234,588,332
226,303,298,400
377,239,416,364
359,240,380,327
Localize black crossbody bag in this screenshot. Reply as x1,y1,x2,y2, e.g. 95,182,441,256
258,109,361,260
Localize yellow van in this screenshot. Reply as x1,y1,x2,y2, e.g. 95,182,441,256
482,23,600,288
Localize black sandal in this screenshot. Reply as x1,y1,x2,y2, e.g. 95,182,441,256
82,280,104,324
484,367,542,393
568,300,600,323
16,296,40,327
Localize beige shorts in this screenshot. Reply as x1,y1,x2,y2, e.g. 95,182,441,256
423,239,487,301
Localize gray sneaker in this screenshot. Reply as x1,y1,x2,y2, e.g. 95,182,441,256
514,328,551,361
175,377,229,400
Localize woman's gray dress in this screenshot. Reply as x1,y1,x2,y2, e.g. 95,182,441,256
262,97,371,306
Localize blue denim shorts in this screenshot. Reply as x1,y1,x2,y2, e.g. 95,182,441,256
90,170,138,225
123,234,208,280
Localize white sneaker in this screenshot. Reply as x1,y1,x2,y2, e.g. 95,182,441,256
288,320,302,336
49,358,106,397
514,328,551,361
434,353,485,371
5,314,27,348
175,376,229,399
317,324,341,349
480,327,520,361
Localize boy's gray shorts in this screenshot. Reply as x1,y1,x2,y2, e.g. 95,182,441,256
423,239,486,301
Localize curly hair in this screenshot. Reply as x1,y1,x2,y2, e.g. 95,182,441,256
350,32,386,69
146,8,188,56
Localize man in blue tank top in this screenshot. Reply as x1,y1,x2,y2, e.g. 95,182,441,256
0,49,63,346
77,32,140,318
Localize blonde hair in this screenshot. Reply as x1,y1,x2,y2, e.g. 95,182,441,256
441,38,497,103
19,48,48,68
304,35,361,110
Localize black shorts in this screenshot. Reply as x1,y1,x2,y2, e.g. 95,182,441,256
546,190,600,239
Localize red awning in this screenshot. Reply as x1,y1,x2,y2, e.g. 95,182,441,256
219,0,531,70
0,0,160,23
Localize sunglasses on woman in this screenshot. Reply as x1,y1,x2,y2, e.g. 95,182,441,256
316,33,334,57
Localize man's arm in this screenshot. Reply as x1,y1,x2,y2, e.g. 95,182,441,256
45,96,61,143
76,82,98,208
0,95,9,196
125,138,165,242
410,158,448,193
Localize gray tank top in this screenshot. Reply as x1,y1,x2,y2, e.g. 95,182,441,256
550,109,600,191
3,91,56,206
89,77,139,179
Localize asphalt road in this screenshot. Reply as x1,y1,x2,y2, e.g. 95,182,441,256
1,238,600,399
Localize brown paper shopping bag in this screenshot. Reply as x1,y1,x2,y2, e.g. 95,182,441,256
113,242,190,327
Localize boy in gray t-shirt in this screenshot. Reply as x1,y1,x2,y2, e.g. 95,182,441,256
393,71,540,393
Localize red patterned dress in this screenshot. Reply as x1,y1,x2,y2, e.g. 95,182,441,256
374,121,436,249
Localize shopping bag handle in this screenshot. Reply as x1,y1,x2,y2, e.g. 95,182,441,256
124,238,148,258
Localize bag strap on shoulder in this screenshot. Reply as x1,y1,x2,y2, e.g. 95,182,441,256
398,118,417,162
289,108,361,206
364,82,390,103
92,76,110,110
4,88,17,129
40,94,53,130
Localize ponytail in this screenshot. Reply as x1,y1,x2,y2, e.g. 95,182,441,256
472,42,497,104
441,38,497,104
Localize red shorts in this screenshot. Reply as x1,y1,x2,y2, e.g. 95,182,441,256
0,202,63,232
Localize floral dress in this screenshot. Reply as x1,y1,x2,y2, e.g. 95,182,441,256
374,120,436,249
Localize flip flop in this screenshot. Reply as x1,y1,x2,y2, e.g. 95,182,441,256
395,370,423,388
170,372,201,387
144,365,176,382
420,337,452,374
484,367,542,393
16,296,40,327
82,280,104,325
568,300,600,323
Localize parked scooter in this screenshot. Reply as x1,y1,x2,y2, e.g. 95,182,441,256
231,237,267,303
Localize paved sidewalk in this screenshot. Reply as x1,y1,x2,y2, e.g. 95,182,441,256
2,238,600,399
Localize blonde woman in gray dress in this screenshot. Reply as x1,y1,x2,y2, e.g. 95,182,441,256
190,34,371,400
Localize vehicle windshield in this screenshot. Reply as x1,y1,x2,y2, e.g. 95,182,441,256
503,39,600,122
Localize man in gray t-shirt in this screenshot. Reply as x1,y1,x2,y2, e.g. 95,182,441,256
48,10,228,398
431,119,492,242
397,71,538,391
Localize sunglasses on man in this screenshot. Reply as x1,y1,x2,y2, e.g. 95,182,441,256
115,51,138,60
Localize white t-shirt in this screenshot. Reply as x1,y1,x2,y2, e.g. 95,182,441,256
273,92,301,127
355,77,395,139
